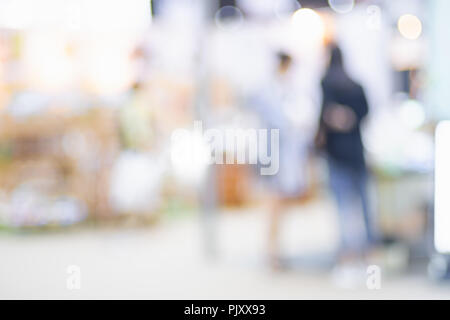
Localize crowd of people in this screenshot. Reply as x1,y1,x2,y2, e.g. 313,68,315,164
246,43,378,280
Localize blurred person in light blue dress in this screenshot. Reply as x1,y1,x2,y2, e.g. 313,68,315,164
249,52,315,268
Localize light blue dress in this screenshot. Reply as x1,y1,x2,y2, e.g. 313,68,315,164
249,76,309,197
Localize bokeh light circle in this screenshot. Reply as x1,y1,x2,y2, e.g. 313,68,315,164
328,0,355,14
215,6,244,31
398,14,422,40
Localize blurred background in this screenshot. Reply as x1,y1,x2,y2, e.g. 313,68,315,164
0,0,450,299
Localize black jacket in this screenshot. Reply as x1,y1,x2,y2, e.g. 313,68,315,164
320,71,369,168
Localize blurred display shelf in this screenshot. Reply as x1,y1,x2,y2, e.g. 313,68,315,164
0,108,119,228
372,164,432,243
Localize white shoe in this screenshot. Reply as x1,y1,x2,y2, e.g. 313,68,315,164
331,262,366,289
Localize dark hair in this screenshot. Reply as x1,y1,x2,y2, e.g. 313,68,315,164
323,44,354,89
277,51,292,66
328,44,343,69
132,82,142,91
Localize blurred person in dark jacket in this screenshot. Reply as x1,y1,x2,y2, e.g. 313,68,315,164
317,44,377,279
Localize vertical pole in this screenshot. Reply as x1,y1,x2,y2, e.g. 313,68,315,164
194,0,219,259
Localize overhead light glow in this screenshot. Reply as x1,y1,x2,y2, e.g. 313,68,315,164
398,14,422,40
291,8,325,47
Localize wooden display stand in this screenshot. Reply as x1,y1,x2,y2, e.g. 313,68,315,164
0,108,119,223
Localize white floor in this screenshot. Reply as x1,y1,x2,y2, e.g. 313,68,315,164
1,199,450,299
